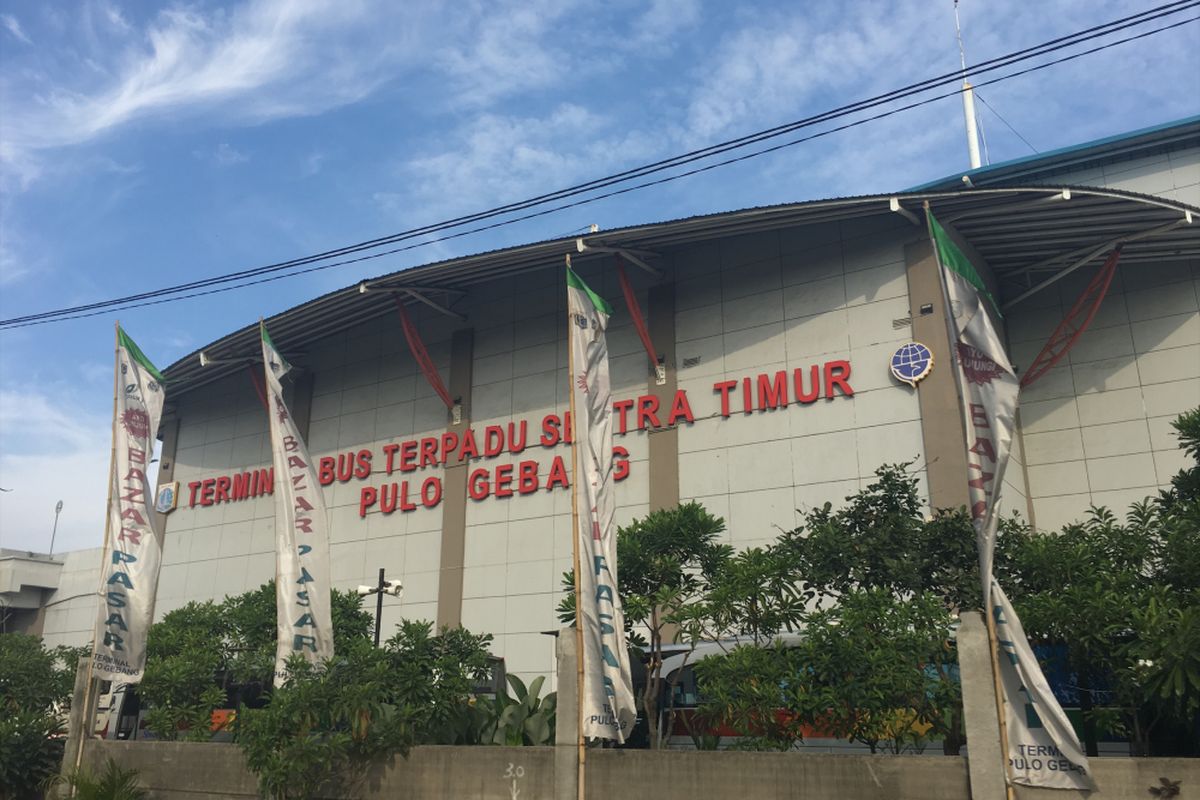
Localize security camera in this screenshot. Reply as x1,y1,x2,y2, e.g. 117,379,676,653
356,585,375,597
382,580,404,598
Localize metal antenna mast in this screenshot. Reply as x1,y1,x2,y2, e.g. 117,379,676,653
955,0,983,170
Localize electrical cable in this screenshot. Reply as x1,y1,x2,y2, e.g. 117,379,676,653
2,2,1196,328
2,0,1192,328
12,15,1197,330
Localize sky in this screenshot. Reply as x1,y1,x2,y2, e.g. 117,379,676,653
1,0,1197,553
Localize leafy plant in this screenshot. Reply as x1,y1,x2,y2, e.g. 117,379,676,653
0,710,64,800
61,758,147,800
0,634,82,799
470,674,557,746
788,590,957,754
138,581,374,740
234,622,493,800
997,406,1200,756
694,642,804,751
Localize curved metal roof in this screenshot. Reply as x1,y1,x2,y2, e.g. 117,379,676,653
162,185,1198,398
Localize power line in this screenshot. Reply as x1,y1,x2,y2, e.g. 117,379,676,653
12,15,1197,331
3,0,1192,328
3,2,1197,329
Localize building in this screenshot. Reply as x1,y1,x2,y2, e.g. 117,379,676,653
24,117,1200,685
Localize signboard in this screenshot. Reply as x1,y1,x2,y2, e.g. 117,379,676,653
181,361,856,516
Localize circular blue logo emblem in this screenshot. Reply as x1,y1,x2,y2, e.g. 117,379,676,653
890,342,934,387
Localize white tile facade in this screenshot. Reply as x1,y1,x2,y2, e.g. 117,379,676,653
674,217,929,552
36,142,1200,688
1004,144,1200,531
159,310,453,637
1008,257,1200,530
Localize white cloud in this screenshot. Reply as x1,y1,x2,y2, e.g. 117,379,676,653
0,0,436,185
0,224,33,287
395,103,660,221
1,13,32,44
627,0,701,48
203,142,250,167
683,5,941,145
432,0,579,108
0,390,111,553
101,1,131,33
301,151,325,177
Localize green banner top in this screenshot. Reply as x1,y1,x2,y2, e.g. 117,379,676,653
566,266,614,317
928,210,1002,316
117,327,165,383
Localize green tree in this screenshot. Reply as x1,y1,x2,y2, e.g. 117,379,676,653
693,641,803,751
1001,406,1200,756
234,621,493,800
557,502,731,749
140,601,227,741
138,581,374,740
0,634,84,799
788,590,959,754
781,463,985,611
695,464,971,754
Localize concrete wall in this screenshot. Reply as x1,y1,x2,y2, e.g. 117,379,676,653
38,547,102,648
80,740,1200,800
79,740,968,800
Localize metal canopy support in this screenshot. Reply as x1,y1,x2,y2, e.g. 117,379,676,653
358,279,468,321
575,239,663,279
359,279,467,297
400,289,468,322
944,188,1071,225
889,197,921,226
1001,215,1192,312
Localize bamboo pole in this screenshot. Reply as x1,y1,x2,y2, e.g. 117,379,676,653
984,586,1017,800
565,254,586,800
74,322,122,780
923,204,1015,800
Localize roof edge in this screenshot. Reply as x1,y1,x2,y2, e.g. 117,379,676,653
908,114,1200,192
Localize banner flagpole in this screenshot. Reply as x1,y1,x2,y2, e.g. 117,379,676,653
75,321,121,775
566,254,587,800
260,319,336,685
924,204,1015,800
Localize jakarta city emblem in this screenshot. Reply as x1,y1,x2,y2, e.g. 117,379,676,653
890,342,934,388
155,481,180,514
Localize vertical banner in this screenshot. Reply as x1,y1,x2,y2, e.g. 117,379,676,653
261,323,335,685
92,326,166,682
567,267,637,742
993,580,1092,788
929,210,1091,790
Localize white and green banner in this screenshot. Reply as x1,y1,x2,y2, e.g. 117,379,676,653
262,322,335,684
930,211,1091,790
567,267,637,742
92,327,166,682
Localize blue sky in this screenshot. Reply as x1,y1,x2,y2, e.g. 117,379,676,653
1,0,1197,552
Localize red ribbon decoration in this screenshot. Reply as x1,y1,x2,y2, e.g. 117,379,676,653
1019,246,1122,389
393,295,455,409
615,254,659,369
246,364,269,413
